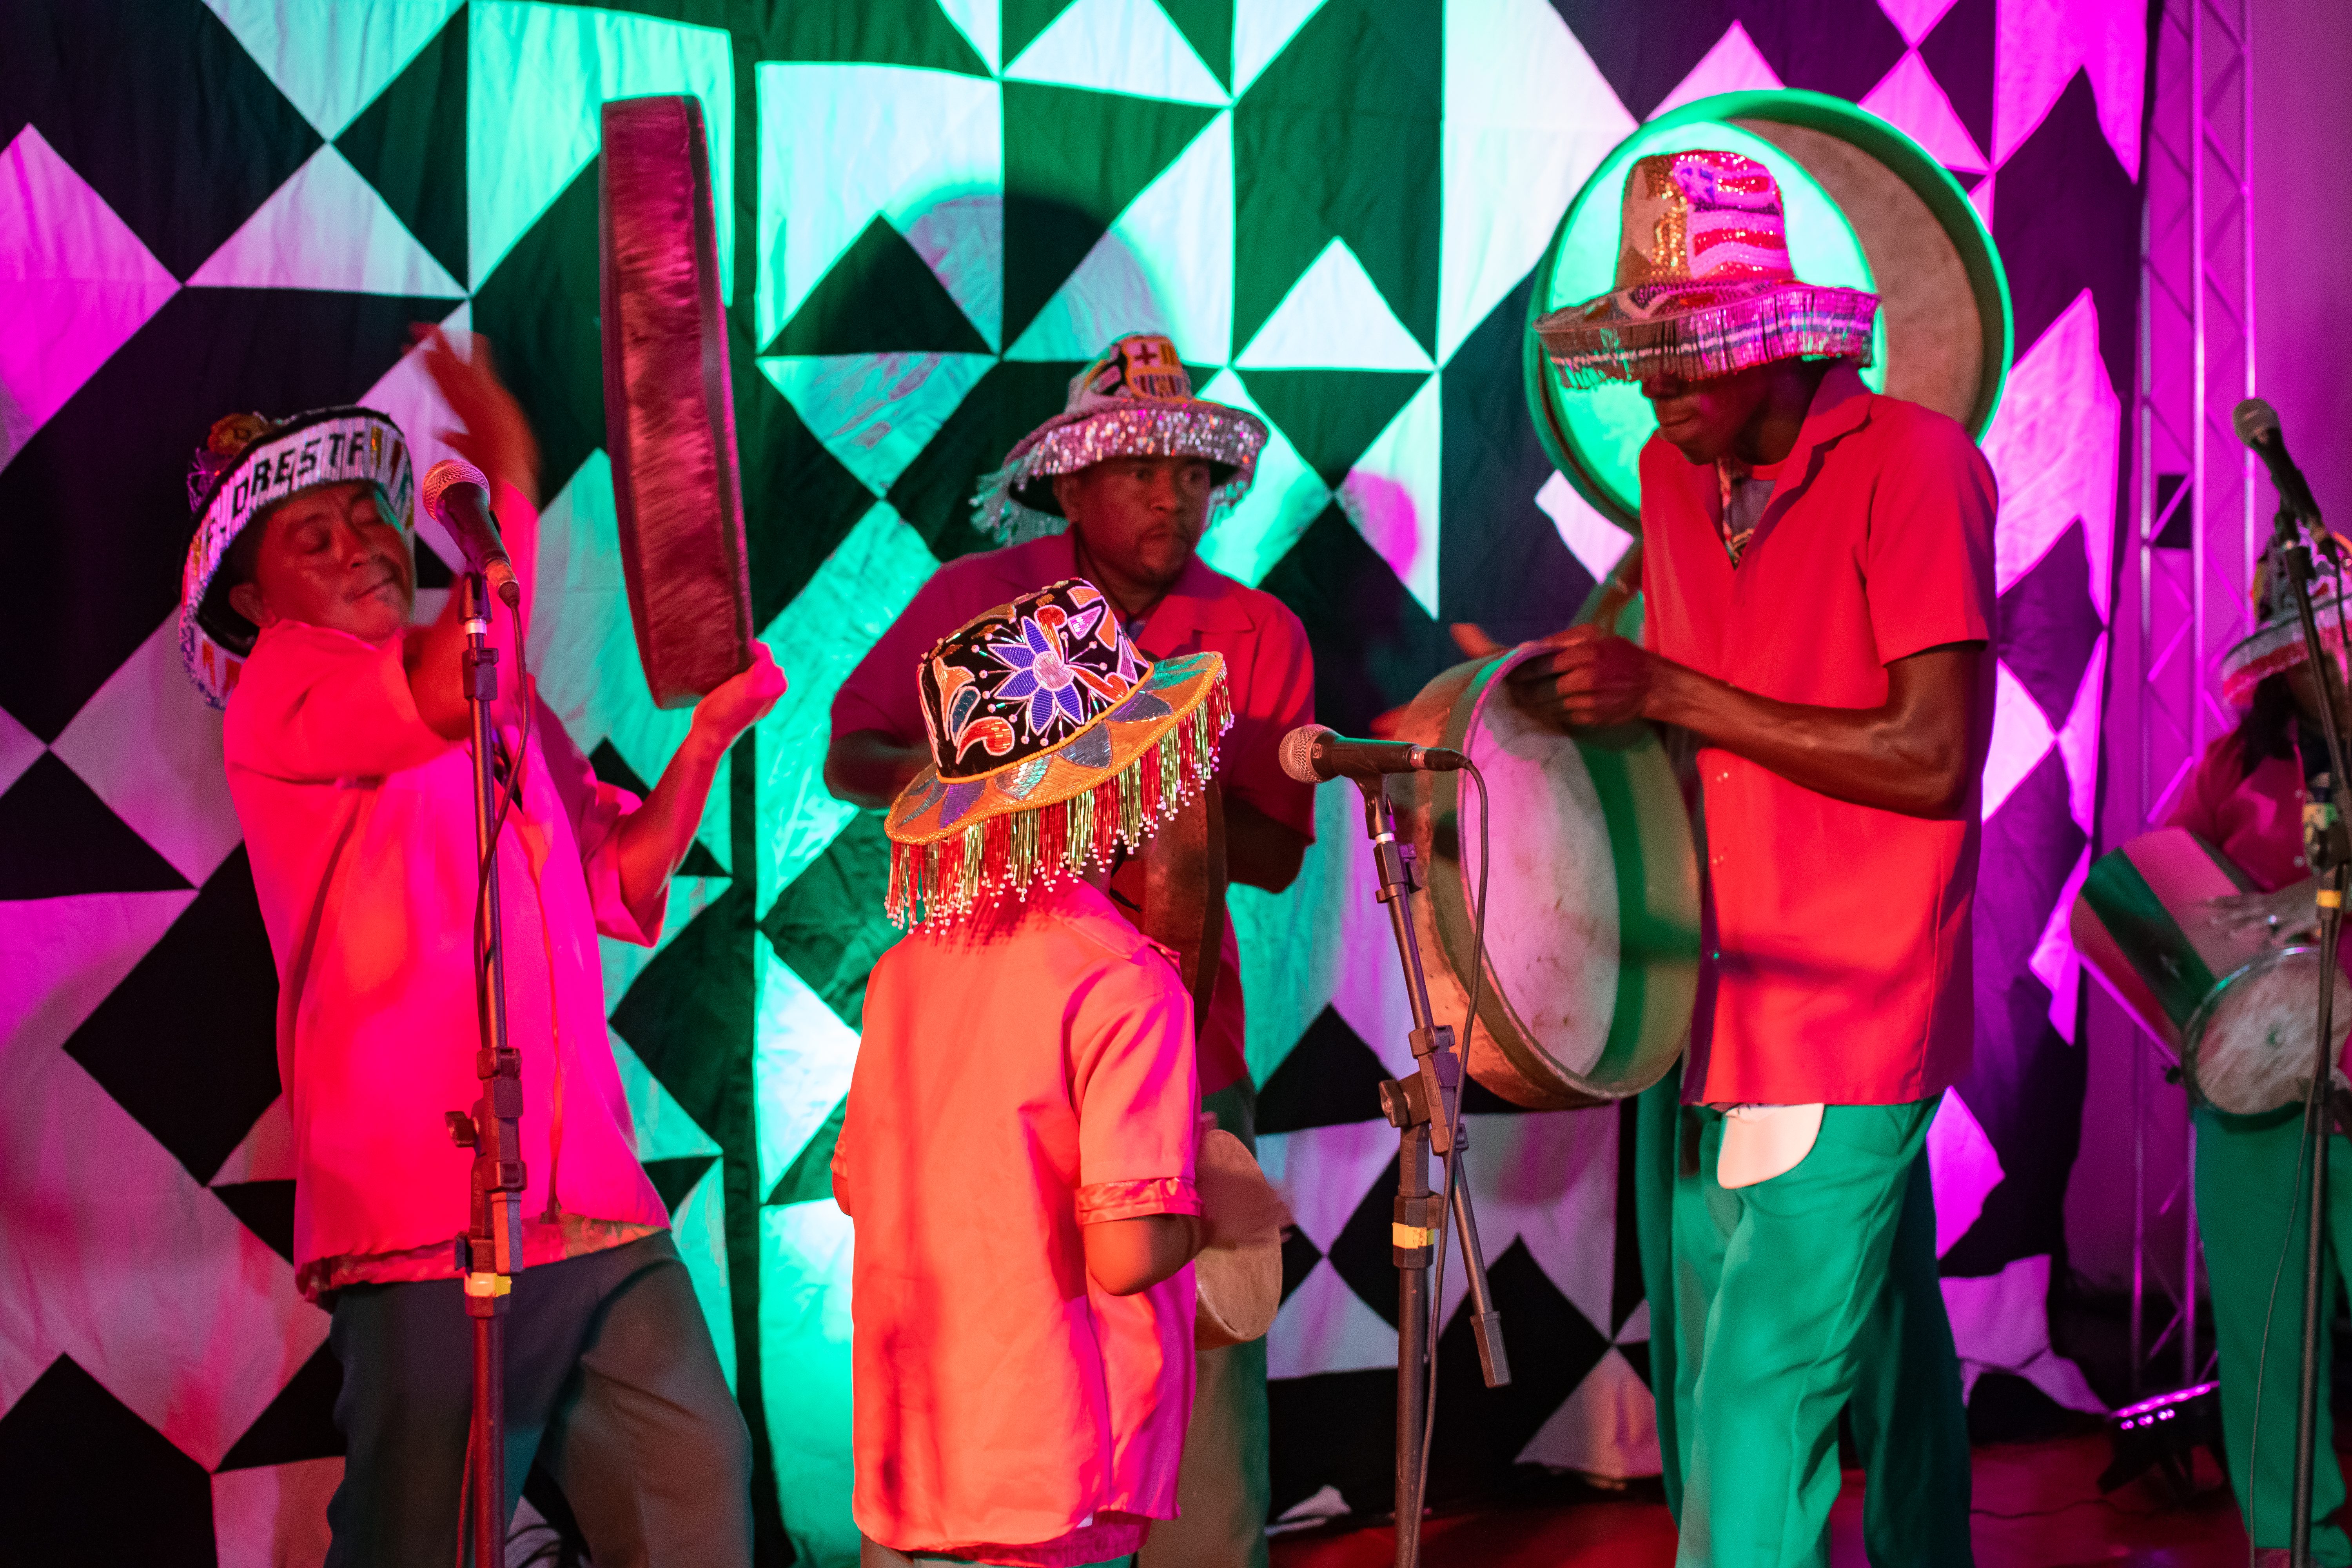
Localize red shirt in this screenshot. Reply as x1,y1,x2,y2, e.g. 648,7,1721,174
832,534,1317,1094
832,878,1201,1565
1641,364,1997,1105
2165,736,2314,891
223,622,670,1278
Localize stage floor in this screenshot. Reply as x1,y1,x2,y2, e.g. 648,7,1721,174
1269,1433,2256,1567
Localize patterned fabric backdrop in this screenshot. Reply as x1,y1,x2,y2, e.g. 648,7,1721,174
0,2,2145,1563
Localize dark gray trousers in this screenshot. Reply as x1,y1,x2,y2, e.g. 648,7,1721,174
323,1231,751,1568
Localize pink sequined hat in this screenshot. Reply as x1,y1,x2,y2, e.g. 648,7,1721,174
973,333,1267,542
1534,149,1879,387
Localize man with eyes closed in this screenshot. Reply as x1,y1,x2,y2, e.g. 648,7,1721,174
180,333,782,1567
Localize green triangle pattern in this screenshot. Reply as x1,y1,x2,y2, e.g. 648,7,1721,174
1232,0,1441,358
1240,368,1429,490
1161,0,1234,88
769,216,991,357
1004,0,1082,64
749,0,993,73
335,5,468,288
1001,83,1218,348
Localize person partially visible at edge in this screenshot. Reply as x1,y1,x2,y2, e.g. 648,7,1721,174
826,334,1314,1568
834,577,1287,1568
182,329,784,1568
2160,532,2352,1568
1506,150,1993,1567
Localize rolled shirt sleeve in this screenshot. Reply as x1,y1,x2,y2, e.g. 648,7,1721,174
1071,957,1203,1224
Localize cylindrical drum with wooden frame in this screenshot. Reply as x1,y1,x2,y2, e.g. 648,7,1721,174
1389,646,1699,1109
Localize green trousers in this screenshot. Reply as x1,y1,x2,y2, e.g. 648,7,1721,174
1663,1096,1969,1567
2192,1103,2352,1562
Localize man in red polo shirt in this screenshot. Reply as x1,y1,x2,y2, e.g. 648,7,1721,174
826,335,1315,1568
1519,152,1993,1565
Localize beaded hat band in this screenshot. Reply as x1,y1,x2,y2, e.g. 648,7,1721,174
178,406,414,708
1533,149,1879,388
973,334,1268,543
883,578,1231,927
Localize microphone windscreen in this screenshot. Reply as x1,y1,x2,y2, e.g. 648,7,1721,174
2234,397,2280,448
421,457,490,523
1278,724,1332,785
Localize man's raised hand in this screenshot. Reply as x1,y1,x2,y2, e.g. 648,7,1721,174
691,643,788,753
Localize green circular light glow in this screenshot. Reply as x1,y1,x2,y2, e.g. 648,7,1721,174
1540,121,1884,524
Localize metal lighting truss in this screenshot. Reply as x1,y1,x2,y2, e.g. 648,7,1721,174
2113,0,2256,1396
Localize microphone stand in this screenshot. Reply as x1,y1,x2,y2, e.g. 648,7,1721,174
1356,778,1508,1568
442,568,527,1566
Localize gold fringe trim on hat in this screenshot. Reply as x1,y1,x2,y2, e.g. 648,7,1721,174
884,679,1233,928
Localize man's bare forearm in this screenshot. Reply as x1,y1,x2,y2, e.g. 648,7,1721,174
1641,647,1985,818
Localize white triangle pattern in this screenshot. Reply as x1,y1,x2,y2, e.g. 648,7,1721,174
1982,659,2056,821
1860,49,1989,173
1536,470,1635,584
1006,112,1231,363
1514,1348,1660,1478
1651,20,1784,118
205,0,464,139
1339,374,1444,616
189,144,464,298
1195,368,1327,589
470,3,735,299
1232,0,1328,97
1005,0,1226,105
1237,238,1431,372
759,352,996,499
1437,0,1634,363
755,62,1001,348
752,946,862,1199
0,126,179,474
935,0,1002,73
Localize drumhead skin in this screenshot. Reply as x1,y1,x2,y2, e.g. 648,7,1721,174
1392,647,1699,1108
1523,89,2013,530
2186,947,2352,1115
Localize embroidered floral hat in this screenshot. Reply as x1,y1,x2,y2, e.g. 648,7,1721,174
1533,149,1879,388
884,578,1232,927
2220,523,2352,704
972,333,1267,543
178,406,414,707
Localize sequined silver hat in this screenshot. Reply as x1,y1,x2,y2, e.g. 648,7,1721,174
972,334,1268,543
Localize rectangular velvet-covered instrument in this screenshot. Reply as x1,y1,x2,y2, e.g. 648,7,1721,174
599,94,754,709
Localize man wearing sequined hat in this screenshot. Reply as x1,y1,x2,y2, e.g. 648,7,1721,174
1514,150,1995,1565
828,334,1314,1568
178,336,783,1566
833,577,1286,1568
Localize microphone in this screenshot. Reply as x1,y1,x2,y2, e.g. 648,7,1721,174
1279,724,1466,784
2235,398,2325,527
420,458,521,606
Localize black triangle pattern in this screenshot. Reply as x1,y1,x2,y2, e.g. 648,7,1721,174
1256,1005,1390,1134
1003,0,1081,67
1161,0,1234,89
1991,71,2143,402
1002,83,1220,348
336,4,468,288
1238,369,1427,491
1259,506,1457,739
1997,520,2100,726
887,359,1089,561
1424,1240,1610,1501
65,846,283,1185
766,1096,847,1207
213,1179,297,1264
768,215,991,357
0,0,319,279
1279,1228,1322,1305
740,350,895,625
645,1153,719,1215
1920,0,1996,158
759,812,903,1030
0,753,189,898
469,159,606,520
0,1355,215,1557
609,882,755,1142
216,1339,345,1471
752,0,992,74
0,287,455,740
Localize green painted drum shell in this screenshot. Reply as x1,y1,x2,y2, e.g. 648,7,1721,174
1392,647,1699,1109
1523,88,2013,532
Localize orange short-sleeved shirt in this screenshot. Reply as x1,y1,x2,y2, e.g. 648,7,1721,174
1640,364,1997,1105
832,534,1317,1095
832,879,1201,1565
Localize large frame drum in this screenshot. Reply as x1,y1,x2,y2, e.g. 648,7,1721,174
1390,647,1699,1109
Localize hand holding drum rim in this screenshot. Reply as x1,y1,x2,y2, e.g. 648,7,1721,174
689,641,788,754
2203,880,2324,948
1501,625,1659,731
